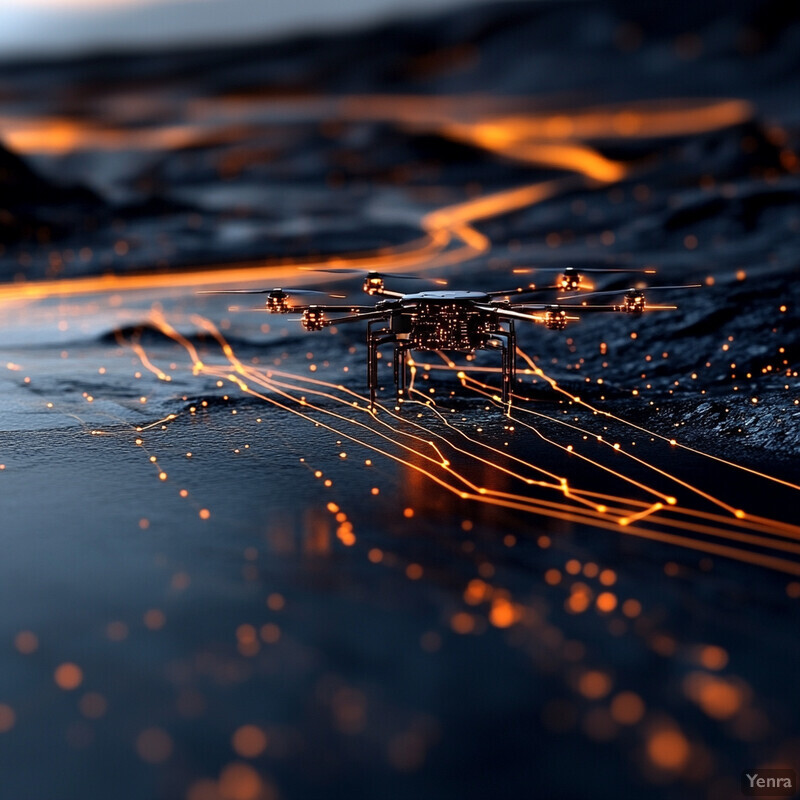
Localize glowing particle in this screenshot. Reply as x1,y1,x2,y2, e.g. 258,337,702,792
80,692,108,719
599,569,617,586
218,763,264,800
698,645,728,671
266,593,285,611
489,598,517,628
54,663,83,690
596,592,618,613
621,599,641,618
646,727,689,771
450,612,475,634
545,569,561,586
578,670,612,699
14,631,38,654
135,727,173,764
199,509,210,520
232,725,268,758
106,621,128,641
0,704,16,733
260,623,280,644
143,609,166,630
610,692,645,725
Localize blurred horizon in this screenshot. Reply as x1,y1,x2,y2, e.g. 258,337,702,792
0,0,501,60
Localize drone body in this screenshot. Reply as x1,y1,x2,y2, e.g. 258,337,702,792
203,270,699,406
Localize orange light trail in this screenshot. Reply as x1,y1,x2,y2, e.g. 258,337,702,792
119,310,800,577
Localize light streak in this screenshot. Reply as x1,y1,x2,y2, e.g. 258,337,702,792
119,310,800,577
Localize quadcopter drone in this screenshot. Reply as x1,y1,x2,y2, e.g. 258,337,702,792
204,268,698,405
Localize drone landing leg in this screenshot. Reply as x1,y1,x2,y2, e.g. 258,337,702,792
367,326,396,409
507,321,516,405
367,327,377,408
501,341,509,404
393,345,407,403
495,321,516,406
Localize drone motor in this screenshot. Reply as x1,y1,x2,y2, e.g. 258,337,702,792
302,308,326,331
622,290,646,313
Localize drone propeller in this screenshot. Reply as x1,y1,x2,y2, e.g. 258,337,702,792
557,284,701,301
238,304,376,313
308,268,446,284
199,288,344,297
486,285,553,297
513,266,657,274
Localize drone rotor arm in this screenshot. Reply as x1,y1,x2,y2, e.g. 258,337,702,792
320,309,392,327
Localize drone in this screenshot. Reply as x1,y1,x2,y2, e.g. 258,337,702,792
203,268,699,406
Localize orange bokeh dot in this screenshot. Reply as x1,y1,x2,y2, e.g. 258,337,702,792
684,673,743,720
599,569,617,586
236,624,257,644
14,631,38,654
136,727,173,764
186,779,220,800
463,578,488,605
610,691,645,725
144,609,166,630
218,762,264,800
578,670,612,699
266,594,285,611
544,569,561,585
259,623,280,644
647,727,690,771
0,704,16,733
698,645,728,671
450,612,475,634
489,599,517,628
231,725,268,758
622,599,642,618
79,692,108,719
54,662,83,691
596,592,618,613
107,621,129,641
